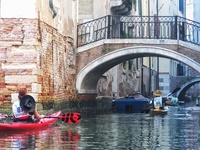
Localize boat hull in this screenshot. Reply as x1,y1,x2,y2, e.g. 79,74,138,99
0,111,61,132
112,97,151,113
150,108,168,115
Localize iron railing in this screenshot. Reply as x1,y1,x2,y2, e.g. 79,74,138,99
77,15,200,47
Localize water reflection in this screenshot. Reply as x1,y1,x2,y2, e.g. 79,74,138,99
0,104,200,149
77,105,200,150
0,122,80,149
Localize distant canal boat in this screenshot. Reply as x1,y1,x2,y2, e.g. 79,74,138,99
150,107,168,116
111,93,151,113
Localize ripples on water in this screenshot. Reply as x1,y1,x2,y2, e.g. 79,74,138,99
0,104,200,149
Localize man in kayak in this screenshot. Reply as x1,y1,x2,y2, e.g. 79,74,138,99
12,88,44,122
153,90,164,110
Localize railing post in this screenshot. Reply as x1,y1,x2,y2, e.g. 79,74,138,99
182,21,185,41
140,16,143,38
148,16,150,38
120,21,123,38
174,16,178,40
107,15,111,39
77,25,79,47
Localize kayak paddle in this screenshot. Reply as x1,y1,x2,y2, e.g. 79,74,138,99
0,112,81,124
44,112,81,124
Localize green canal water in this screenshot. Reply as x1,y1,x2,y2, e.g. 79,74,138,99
0,102,200,150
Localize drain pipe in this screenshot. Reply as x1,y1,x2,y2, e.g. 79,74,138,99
49,0,57,18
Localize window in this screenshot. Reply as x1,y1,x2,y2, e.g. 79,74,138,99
179,0,184,14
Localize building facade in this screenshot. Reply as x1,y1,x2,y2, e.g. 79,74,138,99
147,0,186,95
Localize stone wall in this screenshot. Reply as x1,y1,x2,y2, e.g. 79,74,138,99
97,62,141,98
0,18,77,109
0,18,39,108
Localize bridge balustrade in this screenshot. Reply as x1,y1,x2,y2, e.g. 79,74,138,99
77,15,200,47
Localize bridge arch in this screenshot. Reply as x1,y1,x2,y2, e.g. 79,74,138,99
76,46,200,94
177,78,200,100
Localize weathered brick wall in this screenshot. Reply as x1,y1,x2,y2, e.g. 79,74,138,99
0,18,39,108
0,18,77,108
38,22,77,103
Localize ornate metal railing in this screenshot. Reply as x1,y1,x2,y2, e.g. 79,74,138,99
77,15,200,47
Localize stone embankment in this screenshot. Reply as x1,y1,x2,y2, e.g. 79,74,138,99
0,96,113,116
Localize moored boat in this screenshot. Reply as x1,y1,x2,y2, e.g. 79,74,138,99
0,111,61,132
112,92,151,113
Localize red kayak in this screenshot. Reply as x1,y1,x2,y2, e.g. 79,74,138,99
0,111,61,132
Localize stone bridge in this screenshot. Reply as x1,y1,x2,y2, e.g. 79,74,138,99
177,77,200,100
76,39,200,97
76,15,200,99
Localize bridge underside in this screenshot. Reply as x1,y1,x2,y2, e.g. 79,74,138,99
177,78,200,100
76,45,200,96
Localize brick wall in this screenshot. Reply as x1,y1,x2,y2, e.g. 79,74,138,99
38,21,77,102
0,18,77,108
